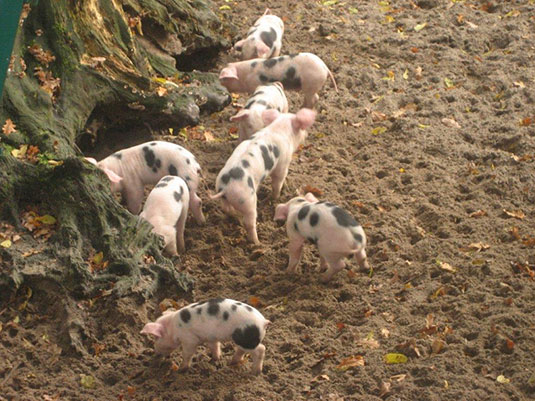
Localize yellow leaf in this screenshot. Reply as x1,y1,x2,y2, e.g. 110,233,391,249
496,375,510,384
80,374,96,388
382,70,395,81
414,22,427,32
399,168,405,173
418,124,430,129
322,0,338,6
384,15,395,24
93,251,104,265
47,160,63,166
1,240,12,248
219,5,231,10
371,126,387,135
335,355,365,371
36,215,56,225
384,353,408,364
444,77,455,88
402,69,409,80
349,7,358,14
431,338,445,354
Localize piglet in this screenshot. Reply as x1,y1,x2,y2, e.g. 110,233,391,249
219,52,338,108
274,193,369,282
233,9,284,60
141,298,270,375
85,141,205,224
211,108,316,244
139,175,189,255
230,82,288,142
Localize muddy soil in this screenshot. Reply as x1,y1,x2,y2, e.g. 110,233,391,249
2,1,535,400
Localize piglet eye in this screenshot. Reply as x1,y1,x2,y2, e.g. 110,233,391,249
236,46,242,51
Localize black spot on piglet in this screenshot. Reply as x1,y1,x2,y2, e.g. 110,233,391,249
155,182,167,188
232,325,261,350
298,205,310,220
309,212,319,226
180,309,191,323
168,164,178,176
174,191,182,202
353,233,363,243
207,298,224,316
260,145,274,170
332,207,359,227
263,58,278,68
223,311,229,321
260,28,277,49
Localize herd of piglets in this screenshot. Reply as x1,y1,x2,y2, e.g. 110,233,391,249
86,9,367,376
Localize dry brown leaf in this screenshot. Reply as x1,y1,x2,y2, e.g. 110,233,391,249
311,374,330,383
441,118,461,129
302,185,323,197
203,131,215,142
336,322,346,331
34,67,61,100
381,328,390,338
372,111,388,122
358,338,380,349
520,117,533,126
248,296,260,307
469,210,487,218
2,119,17,135
460,242,490,252
156,86,168,97
28,44,56,66
378,381,391,397
503,209,525,220
437,260,457,273
522,236,535,247
415,66,423,80
390,373,407,382
431,338,445,354
335,355,365,371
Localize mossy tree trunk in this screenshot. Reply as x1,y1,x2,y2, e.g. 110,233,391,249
0,0,234,338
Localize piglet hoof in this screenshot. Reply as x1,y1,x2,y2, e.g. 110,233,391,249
251,367,263,376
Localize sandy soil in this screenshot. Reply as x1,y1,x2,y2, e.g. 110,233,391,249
2,0,535,400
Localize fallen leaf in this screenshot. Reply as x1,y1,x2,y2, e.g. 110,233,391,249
402,69,409,80
127,386,136,396
372,111,388,122
496,375,510,384
415,66,423,80
336,322,345,331
520,117,533,126
80,374,96,389
171,362,180,371
503,209,525,220
381,328,390,338
460,242,490,252
156,87,167,97
437,260,457,273
2,119,16,135
302,185,323,197
92,343,105,357
513,81,525,88
0,240,12,248
322,0,338,5
358,338,380,349
379,381,391,397
248,296,260,307
203,131,215,142
469,210,487,218
431,338,445,354
506,339,515,350
384,353,408,364
219,5,231,10
371,126,387,135
390,373,407,382
444,77,455,88
335,355,365,371
311,374,330,383
442,118,461,129
414,22,427,32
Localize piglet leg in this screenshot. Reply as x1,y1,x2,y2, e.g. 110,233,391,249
270,166,289,200
251,344,266,375
161,227,178,257
244,209,260,245
355,248,370,271
208,341,221,361
178,341,198,372
287,236,305,274
175,210,187,253
317,256,327,272
303,93,319,109
229,347,246,365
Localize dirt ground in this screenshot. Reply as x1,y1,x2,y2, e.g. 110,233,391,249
2,0,535,400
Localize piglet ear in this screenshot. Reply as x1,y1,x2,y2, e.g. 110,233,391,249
263,8,271,15
102,167,123,184
292,108,316,132
140,322,164,338
84,157,98,166
230,109,250,122
273,204,289,221
219,66,238,80
256,42,270,58
261,109,280,126
304,192,318,203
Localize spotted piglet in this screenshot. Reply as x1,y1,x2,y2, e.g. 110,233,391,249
233,9,284,60
211,108,316,244
230,82,288,142
140,299,270,375
86,141,205,224
219,53,338,108
274,193,369,282
139,176,189,256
